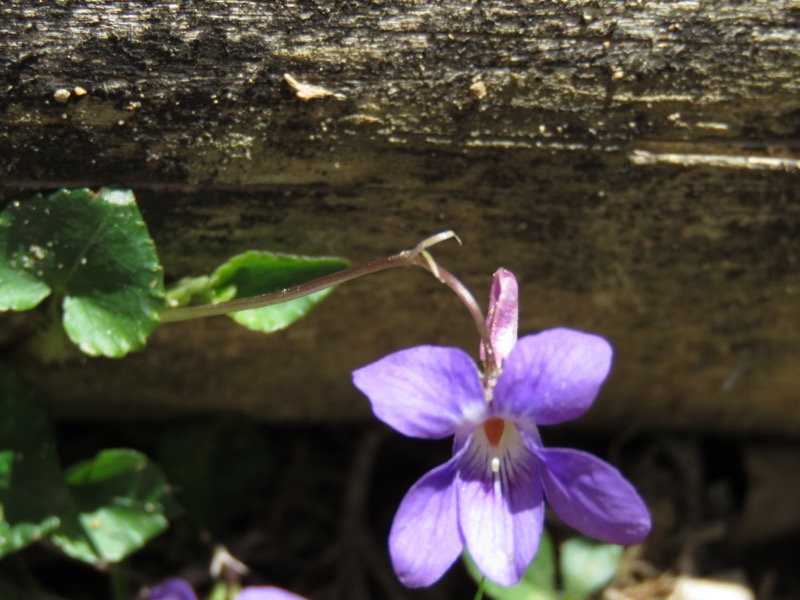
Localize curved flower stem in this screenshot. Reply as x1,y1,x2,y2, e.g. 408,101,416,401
160,231,460,324
412,256,497,373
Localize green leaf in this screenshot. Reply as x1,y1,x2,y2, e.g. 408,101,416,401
228,287,334,332
464,531,558,600
165,250,349,333
0,211,51,310
0,188,165,357
0,368,71,558
51,449,174,564
211,251,348,332
560,537,624,599
0,370,175,564
165,275,212,309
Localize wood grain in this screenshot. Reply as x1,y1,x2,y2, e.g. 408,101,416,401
1,1,798,432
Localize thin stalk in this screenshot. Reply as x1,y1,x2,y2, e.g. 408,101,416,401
413,256,497,373
109,565,127,600
159,230,497,370
160,232,460,324
160,253,409,323
473,576,487,600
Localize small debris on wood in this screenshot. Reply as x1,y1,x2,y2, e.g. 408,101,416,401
628,148,800,172
53,88,71,103
283,73,344,101
469,79,488,100
73,86,88,97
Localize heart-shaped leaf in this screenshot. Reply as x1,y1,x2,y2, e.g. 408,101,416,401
51,449,174,565
560,537,623,599
0,369,175,564
166,251,349,333
0,188,165,357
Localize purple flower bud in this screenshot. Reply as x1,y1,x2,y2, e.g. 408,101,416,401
480,267,519,365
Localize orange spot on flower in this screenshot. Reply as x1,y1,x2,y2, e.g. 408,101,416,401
483,418,505,446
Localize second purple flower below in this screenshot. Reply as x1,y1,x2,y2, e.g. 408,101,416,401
353,268,651,588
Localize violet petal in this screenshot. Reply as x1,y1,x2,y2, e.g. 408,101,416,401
389,452,464,588
456,429,545,585
493,328,612,425
480,268,519,364
236,587,308,600
353,346,487,438
148,578,198,600
538,447,651,545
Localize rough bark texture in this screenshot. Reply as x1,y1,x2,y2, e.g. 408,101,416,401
1,1,798,433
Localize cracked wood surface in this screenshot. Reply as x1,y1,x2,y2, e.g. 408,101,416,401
0,1,799,432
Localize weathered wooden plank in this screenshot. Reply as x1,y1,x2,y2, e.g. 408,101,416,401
2,0,799,183
0,1,798,433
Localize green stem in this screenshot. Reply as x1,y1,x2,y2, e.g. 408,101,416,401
109,564,127,600
474,576,487,600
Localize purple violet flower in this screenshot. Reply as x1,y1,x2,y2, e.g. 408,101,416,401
236,587,308,600
148,579,308,600
352,268,651,587
148,579,198,600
